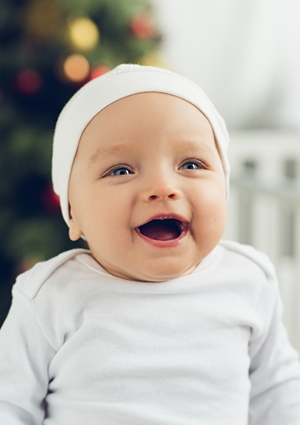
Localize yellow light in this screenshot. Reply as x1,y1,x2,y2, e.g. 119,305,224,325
63,54,90,82
140,53,167,69
69,17,99,51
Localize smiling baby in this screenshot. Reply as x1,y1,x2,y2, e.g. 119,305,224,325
0,64,300,425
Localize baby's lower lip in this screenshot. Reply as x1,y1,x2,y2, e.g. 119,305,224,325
134,224,189,248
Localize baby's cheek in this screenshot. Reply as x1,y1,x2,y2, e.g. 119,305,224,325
193,202,226,243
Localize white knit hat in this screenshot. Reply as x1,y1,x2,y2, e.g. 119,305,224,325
52,64,230,226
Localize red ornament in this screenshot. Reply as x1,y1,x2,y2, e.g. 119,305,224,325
90,65,111,80
40,186,60,212
130,14,155,39
16,69,42,94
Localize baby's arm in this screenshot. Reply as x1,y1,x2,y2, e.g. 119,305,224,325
249,257,300,424
0,284,55,425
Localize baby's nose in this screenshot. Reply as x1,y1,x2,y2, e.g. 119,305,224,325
139,176,182,202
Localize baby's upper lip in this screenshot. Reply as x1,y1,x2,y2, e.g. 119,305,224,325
136,213,189,228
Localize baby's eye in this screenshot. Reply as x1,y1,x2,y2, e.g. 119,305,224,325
111,167,132,176
104,166,134,177
179,160,206,170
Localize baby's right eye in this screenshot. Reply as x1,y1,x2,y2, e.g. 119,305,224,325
111,167,131,176
103,165,134,177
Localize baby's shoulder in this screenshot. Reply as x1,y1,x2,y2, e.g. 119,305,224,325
219,240,276,282
14,248,90,300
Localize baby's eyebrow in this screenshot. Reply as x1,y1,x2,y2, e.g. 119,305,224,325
87,139,216,165
88,144,126,164
174,139,217,156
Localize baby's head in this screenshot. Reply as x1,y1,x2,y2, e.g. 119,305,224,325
52,64,230,282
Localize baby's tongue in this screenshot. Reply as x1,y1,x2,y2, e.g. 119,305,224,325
139,219,180,241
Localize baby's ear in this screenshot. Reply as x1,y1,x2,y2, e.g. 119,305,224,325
68,205,82,241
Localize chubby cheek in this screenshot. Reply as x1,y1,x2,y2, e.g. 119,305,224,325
192,192,226,248
84,195,131,242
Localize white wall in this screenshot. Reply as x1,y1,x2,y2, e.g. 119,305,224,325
151,0,300,130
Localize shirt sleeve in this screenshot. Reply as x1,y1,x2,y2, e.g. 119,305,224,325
249,258,300,425
0,284,56,425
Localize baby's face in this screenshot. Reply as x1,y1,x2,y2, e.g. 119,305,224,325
68,93,226,281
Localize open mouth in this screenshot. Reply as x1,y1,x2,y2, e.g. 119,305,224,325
137,218,188,241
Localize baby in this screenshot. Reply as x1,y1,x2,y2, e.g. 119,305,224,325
0,64,300,425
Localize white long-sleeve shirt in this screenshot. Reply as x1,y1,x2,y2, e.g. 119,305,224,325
0,240,300,424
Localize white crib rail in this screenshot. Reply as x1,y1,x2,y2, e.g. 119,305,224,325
224,131,300,353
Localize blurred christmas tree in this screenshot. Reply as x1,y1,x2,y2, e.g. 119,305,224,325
0,0,161,324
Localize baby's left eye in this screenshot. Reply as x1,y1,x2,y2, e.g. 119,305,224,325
180,161,204,170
